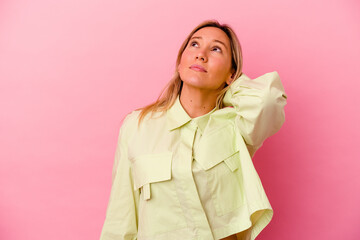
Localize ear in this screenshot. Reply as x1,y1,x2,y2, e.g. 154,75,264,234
225,71,235,85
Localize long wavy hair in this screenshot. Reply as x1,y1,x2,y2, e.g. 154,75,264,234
135,20,243,127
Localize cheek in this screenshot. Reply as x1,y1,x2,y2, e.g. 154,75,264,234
181,51,191,62
210,58,231,76
178,52,191,72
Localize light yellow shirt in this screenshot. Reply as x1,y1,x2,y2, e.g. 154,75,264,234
100,71,287,240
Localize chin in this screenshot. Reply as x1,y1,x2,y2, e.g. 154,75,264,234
182,77,208,88
180,72,204,84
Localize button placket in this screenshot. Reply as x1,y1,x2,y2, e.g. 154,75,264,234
178,120,215,239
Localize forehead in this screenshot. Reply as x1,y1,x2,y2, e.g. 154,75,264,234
191,27,230,45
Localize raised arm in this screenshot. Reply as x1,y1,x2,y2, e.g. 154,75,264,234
100,114,139,240
223,71,287,157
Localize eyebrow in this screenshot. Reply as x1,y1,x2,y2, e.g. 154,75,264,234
190,36,228,50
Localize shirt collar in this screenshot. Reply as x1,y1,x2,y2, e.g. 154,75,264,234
166,95,217,134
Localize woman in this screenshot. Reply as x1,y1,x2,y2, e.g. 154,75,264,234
100,20,287,240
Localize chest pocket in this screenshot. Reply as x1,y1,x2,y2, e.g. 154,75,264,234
131,152,172,201
197,123,240,171
196,123,245,216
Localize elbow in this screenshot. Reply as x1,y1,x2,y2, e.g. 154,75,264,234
263,84,287,131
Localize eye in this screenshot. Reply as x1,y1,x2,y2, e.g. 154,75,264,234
212,46,222,52
190,41,199,47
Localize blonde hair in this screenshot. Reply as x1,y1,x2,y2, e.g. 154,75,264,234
135,19,243,127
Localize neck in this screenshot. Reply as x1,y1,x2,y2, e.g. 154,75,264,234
179,84,219,118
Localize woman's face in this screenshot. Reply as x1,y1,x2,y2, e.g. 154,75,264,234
178,26,233,91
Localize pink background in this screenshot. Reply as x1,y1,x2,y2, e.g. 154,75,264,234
1,0,359,239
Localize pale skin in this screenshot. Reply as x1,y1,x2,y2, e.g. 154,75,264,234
177,26,253,240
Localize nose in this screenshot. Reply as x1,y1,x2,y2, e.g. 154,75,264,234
195,50,207,62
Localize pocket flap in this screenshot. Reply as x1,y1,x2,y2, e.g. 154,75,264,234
224,151,240,172
131,152,172,191
196,123,239,170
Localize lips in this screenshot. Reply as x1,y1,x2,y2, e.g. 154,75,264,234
189,64,207,72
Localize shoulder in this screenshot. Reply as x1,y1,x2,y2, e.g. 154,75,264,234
211,106,237,120
123,109,141,125
121,109,167,134
117,110,140,140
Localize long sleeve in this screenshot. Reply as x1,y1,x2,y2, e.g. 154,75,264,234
223,71,287,157
100,115,139,240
